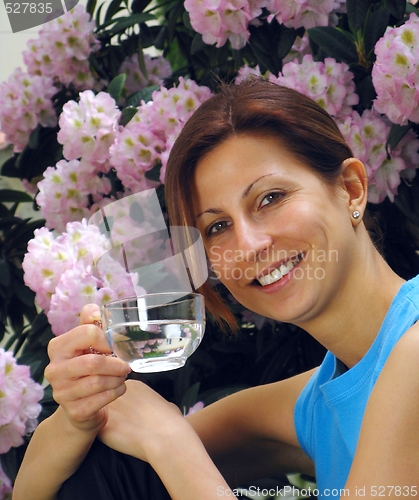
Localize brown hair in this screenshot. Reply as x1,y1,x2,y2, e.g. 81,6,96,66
164,78,354,329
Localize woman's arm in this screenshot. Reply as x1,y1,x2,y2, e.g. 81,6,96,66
98,369,315,495
186,369,316,486
344,324,419,498
12,306,131,500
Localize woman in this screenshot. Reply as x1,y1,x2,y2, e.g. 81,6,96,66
13,80,419,500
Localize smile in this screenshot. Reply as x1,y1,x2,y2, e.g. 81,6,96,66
257,253,304,286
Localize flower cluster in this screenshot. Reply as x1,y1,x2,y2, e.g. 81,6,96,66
57,90,121,167
273,54,359,117
184,0,335,49
110,77,212,189
36,90,121,231
36,159,112,232
22,220,142,335
119,54,172,99
372,13,419,125
22,5,100,90
184,0,263,49
237,55,358,117
0,68,57,152
0,348,43,454
337,108,419,203
265,0,335,30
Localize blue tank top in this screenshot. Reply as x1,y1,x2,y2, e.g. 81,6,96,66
294,275,419,495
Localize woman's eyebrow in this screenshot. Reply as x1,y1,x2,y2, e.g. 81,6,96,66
196,174,275,219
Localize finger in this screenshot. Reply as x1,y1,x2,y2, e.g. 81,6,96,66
79,303,101,325
63,384,127,425
46,352,131,383
52,372,129,403
47,324,112,362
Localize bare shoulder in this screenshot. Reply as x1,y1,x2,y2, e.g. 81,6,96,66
345,321,419,489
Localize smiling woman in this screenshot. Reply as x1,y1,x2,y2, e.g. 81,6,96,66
165,80,358,328
13,79,419,500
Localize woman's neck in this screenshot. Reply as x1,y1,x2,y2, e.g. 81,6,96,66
296,244,405,369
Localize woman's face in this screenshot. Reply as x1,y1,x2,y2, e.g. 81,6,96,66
193,134,357,325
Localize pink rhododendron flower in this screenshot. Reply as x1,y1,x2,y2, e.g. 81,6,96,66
110,78,212,186
235,64,274,83
0,68,57,152
184,402,205,416
119,54,172,98
58,90,121,169
337,108,419,203
23,5,100,90
36,159,112,232
0,349,43,455
372,13,419,125
265,0,335,30
184,0,259,49
273,54,359,117
23,220,145,335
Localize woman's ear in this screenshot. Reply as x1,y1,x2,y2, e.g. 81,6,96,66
341,158,368,223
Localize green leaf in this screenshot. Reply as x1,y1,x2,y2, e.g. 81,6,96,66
249,29,280,74
0,216,22,230
0,260,11,287
86,0,98,17
27,125,41,149
308,26,358,62
137,46,147,79
144,162,162,182
277,26,297,61
107,74,127,102
13,281,36,308
108,12,156,35
119,107,138,126
105,0,124,21
385,0,407,20
406,3,419,15
0,189,33,203
124,85,159,107
131,0,153,13
363,6,390,57
5,219,45,249
346,0,373,33
15,127,62,181
356,74,376,109
191,33,207,55
0,155,19,177
95,1,106,26
386,123,412,155
153,26,167,50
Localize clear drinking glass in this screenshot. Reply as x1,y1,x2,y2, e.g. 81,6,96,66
101,292,205,373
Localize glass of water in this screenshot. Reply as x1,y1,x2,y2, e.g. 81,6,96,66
101,292,205,373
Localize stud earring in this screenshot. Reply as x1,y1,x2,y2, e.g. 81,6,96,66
352,210,361,219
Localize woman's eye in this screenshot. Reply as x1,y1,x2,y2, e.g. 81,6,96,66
259,191,284,208
207,220,230,236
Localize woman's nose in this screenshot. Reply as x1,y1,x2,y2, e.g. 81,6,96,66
234,219,274,262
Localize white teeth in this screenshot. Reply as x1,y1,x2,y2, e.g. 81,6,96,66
257,254,302,286
280,264,289,275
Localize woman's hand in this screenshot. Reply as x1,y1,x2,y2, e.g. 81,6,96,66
44,304,132,436
99,379,188,462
